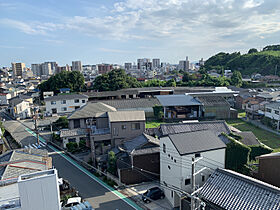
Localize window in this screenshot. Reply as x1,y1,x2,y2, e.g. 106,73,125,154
74,119,80,128
61,107,67,111
61,100,66,104
131,123,140,130
275,110,279,115
248,104,251,108
195,153,201,158
202,175,205,182
74,99,79,103
51,101,56,105
168,165,171,170
266,108,272,113
185,179,191,185
82,100,86,103
163,144,166,153
121,125,126,130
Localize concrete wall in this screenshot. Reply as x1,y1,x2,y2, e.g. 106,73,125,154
46,98,88,114
257,157,280,187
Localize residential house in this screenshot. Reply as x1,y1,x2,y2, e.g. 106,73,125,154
60,128,88,148
235,92,254,109
255,152,280,188
256,93,273,102
0,93,11,105
264,102,280,130
196,95,232,119
113,133,160,185
45,94,88,115
199,168,280,210
8,97,31,119
160,130,226,208
156,94,202,120
43,91,54,99
244,98,262,119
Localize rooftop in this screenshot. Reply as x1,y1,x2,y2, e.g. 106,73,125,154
67,102,116,120
199,168,280,210
96,98,160,109
108,110,145,122
160,120,231,137
44,93,88,101
168,130,226,156
266,102,280,110
196,95,230,106
156,94,201,107
238,131,260,146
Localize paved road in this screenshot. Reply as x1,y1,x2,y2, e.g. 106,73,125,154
0,111,141,210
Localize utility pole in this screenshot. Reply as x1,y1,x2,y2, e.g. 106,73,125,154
191,156,207,210
33,107,40,146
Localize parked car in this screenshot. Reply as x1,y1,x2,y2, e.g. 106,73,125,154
142,187,165,203
62,197,82,210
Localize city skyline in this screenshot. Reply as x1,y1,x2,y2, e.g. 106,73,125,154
1,0,280,66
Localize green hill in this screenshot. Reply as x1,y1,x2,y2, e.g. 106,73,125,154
205,45,280,76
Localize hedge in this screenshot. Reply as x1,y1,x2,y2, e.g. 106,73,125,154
222,133,251,171
249,144,273,160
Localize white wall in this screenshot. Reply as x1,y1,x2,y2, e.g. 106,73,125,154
46,98,88,114
160,136,225,208
265,106,280,120
0,93,11,105
18,170,61,210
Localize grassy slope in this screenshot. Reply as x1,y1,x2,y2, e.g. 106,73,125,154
226,119,280,149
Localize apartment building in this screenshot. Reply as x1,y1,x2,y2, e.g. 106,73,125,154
12,62,25,78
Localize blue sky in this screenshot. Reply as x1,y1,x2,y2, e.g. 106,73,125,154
1,0,280,67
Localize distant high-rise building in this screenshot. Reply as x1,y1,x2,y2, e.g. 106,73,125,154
152,59,160,68
72,61,82,72
199,58,205,66
41,62,52,75
137,58,150,70
178,56,190,71
124,63,132,70
31,64,42,77
98,64,113,74
12,62,25,78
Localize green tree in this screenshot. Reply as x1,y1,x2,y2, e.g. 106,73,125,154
107,151,117,175
38,71,85,95
54,116,69,130
248,48,258,54
231,71,243,87
182,72,191,82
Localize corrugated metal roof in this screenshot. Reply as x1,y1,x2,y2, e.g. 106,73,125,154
96,98,160,109
168,130,226,155
156,95,202,107
199,168,280,210
108,110,145,122
160,120,231,137
67,102,116,119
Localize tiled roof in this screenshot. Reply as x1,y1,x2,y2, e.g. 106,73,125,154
96,98,160,109
60,128,88,138
199,168,280,210
9,97,24,106
67,102,116,119
160,120,231,137
168,130,226,155
196,96,229,106
156,94,201,107
44,93,88,101
266,102,280,110
108,110,145,122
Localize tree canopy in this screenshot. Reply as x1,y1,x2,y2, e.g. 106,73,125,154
38,71,85,94
231,71,243,87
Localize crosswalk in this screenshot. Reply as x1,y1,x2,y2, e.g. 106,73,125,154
24,141,47,149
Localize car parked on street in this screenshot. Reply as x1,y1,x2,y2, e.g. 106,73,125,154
142,187,165,203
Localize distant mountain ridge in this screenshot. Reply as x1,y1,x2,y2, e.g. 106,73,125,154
204,45,280,76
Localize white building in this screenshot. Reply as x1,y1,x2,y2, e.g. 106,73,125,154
41,62,52,76
45,94,88,115
31,64,41,77
160,130,226,208
8,97,31,119
264,102,280,129
0,169,61,210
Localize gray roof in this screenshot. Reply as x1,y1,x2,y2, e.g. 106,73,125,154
156,94,201,107
96,98,160,109
0,148,49,180
60,128,88,138
168,130,226,155
9,97,24,106
196,96,229,106
68,102,116,120
266,102,280,110
108,110,145,122
257,93,273,99
45,93,88,101
238,131,260,146
199,168,280,210
160,120,231,137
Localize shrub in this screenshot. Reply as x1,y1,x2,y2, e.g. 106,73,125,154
249,144,273,160
153,105,164,119
222,133,251,171
79,139,86,148
66,142,78,153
